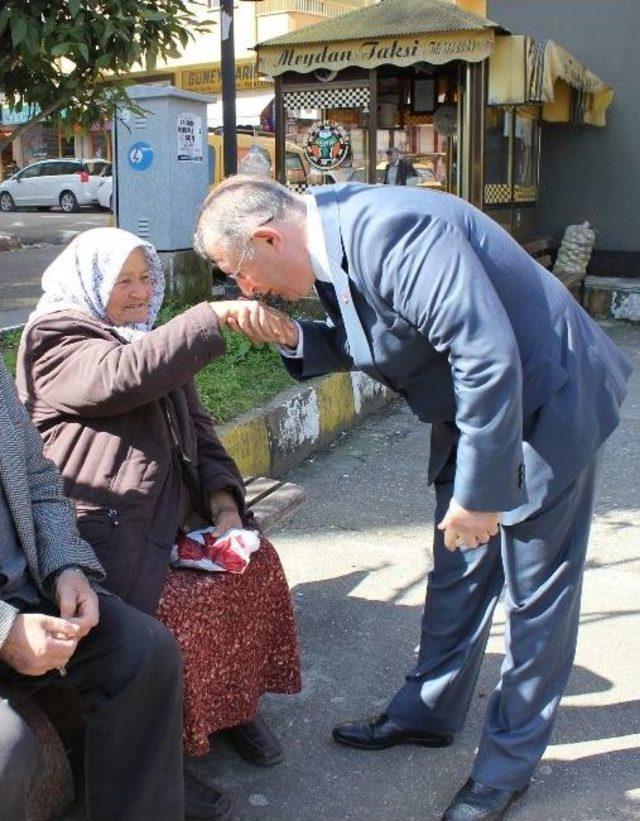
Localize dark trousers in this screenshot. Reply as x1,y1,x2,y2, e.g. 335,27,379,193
387,453,600,790
0,595,185,821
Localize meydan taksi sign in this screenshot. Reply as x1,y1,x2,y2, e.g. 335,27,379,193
259,30,495,77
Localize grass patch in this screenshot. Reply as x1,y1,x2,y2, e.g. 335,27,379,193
0,330,21,376
197,329,295,423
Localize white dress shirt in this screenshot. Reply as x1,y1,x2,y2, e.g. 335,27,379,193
279,195,332,359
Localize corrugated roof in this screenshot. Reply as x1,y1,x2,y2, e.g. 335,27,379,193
257,0,501,49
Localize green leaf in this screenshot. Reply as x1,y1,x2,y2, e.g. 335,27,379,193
77,42,89,62
145,48,157,71
10,15,28,48
140,9,167,21
50,42,73,56
68,0,81,17
0,8,10,37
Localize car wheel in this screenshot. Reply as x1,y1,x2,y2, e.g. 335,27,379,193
59,190,79,213
0,192,16,212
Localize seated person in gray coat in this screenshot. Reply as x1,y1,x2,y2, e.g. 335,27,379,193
0,359,186,821
191,177,632,821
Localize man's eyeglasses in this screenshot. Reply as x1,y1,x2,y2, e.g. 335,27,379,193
227,216,275,282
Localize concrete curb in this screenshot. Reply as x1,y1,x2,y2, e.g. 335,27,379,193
218,372,395,477
0,233,22,252
583,276,640,323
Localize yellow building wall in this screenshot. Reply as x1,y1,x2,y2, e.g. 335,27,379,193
127,1,371,79
449,0,487,17
257,12,330,43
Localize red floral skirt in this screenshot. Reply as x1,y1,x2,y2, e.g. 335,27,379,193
156,535,301,757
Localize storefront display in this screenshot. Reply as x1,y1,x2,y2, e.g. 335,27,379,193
256,0,613,239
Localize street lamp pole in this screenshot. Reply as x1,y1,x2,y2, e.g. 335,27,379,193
220,0,238,177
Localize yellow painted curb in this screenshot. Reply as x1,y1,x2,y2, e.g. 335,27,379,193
220,418,271,476
316,372,355,437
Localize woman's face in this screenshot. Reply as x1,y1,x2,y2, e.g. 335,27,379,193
106,247,154,326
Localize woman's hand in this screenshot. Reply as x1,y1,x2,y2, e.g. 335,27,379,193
209,300,298,347
208,488,242,537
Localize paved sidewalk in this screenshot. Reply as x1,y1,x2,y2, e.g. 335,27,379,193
196,321,640,821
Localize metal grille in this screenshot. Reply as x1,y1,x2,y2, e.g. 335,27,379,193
136,218,151,238
484,183,511,205
286,182,309,194
283,87,370,112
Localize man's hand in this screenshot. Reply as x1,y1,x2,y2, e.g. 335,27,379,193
209,300,299,347
55,568,99,639
208,489,243,537
0,613,80,676
437,499,500,551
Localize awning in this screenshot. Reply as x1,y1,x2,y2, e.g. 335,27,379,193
256,0,502,77
488,35,613,126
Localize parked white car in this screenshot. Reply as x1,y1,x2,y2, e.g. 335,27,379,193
0,158,112,213
97,175,113,211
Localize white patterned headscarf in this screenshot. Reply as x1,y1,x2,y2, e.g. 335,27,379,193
27,227,165,342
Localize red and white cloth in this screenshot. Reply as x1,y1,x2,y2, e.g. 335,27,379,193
171,527,261,574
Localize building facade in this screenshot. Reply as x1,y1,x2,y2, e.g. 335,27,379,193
486,0,639,275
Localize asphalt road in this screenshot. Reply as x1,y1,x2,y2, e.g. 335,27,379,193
0,209,109,328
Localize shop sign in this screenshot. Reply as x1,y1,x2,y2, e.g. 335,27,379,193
0,104,40,126
180,59,268,95
304,120,350,171
177,112,203,162
259,30,494,77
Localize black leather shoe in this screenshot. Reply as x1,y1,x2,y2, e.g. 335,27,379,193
442,778,529,820
226,714,284,766
185,770,232,819
332,713,454,750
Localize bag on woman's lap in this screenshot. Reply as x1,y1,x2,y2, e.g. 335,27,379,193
171,527,260,574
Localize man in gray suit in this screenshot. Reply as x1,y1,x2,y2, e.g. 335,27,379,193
193,178,631,820
0,359,185,821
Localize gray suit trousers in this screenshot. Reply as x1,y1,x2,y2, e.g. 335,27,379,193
387,453,600,790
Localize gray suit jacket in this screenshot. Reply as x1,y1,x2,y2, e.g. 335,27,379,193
0,359,104,646
283,184,631,523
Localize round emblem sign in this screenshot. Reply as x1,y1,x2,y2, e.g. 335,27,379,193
304,121,350,172
127,141,154,171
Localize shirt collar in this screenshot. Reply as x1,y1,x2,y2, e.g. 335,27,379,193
305,195,331,283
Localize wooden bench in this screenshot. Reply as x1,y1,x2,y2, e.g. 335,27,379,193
18,476,306,821
244,475,307,531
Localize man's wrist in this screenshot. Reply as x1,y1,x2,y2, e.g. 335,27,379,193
283,318,299,348
54,565,85,583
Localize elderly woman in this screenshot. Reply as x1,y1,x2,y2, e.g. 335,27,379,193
16,228,301,819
